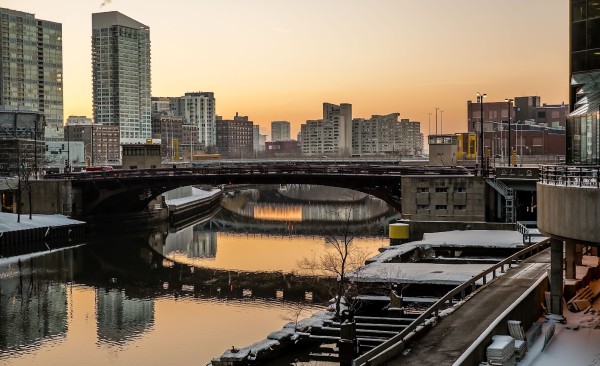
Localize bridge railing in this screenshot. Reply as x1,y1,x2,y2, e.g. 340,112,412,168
46,164,472,181
539,165,600,188
351,238,551,366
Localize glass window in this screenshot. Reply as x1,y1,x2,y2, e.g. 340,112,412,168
572,21,587,52
589,0,600,18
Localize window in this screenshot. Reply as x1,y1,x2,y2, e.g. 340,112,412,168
435,187,448,193
417,205,429,210
457,186,467,193
417,187,429,193
436,205,447,210
454,205,466,210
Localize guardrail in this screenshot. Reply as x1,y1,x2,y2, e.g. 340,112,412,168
539,165,600,188
352,238,551,366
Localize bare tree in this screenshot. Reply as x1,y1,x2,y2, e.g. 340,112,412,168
297,197,370,319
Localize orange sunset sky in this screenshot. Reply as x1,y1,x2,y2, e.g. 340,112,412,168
2,0,569,140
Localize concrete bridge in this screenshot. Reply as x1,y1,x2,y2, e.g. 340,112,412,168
46,163,470,217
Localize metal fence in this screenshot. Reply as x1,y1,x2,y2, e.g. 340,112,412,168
539,165,600,188
352,239,551,366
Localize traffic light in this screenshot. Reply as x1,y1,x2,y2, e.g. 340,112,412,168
485,148,491,158
512,149,517,166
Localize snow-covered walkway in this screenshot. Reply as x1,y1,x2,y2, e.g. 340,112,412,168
0,212,84,233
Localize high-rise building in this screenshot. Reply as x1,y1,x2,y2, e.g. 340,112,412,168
0,8,63,141
271,121,291,141
323,103,352,153
567,1,600,164
174,92,215,149
299,103,352,156
352,114,423,156
92,12,151,144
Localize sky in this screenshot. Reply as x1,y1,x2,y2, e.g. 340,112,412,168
1,0,569,139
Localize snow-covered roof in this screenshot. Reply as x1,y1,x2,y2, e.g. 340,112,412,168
354,262,492,285
165,187,221,206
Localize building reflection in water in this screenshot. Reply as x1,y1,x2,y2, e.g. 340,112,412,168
164,187,395,272
95,289,154,345
0,253,71,352
164,227,217,259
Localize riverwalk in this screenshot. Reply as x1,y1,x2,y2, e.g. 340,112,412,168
385,249,551,365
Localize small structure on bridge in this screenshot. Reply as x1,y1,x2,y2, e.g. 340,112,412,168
428,134,458,166
122,142,161,169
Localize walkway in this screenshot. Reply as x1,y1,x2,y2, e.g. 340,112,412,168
385,249,551,366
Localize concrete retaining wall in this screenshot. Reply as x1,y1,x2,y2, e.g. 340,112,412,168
18,180,73,215
537,183,600,243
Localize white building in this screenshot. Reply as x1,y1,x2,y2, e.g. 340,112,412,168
175,92,216,149
352,113,423,156
271,121,291,141
92,12,152,144
299,103,352,156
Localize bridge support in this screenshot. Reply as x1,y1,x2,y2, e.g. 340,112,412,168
565,240,576,280
550,238,564,316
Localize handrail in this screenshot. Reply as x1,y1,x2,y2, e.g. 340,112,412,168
539,165,600,188
352,238,551,366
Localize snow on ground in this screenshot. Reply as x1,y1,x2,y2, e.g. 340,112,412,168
517,280,600,366
0,212,83,233
354,262,493,285
165,187,221,206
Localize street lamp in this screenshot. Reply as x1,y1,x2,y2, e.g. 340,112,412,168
505,98,513,166
428,112,432,137
435,107,440,134
440,110,444,134
476,92,487,175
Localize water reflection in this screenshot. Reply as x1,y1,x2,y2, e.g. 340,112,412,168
0,187,397,365
95,289,154,345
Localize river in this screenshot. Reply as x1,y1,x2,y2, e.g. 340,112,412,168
0,187,396,365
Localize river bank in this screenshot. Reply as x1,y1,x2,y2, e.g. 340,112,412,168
0,212,86,257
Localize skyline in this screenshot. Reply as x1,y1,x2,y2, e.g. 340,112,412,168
2,0,568,139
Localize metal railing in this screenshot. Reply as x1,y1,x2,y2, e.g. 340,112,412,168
539,165,600,188
45,164,472,181
352,238,551,366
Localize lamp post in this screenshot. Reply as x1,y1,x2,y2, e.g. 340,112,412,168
428,112,432,137
435,107,440,134
91,122,94,167
440,110,444,134
66,124,70,172
505,98,513,166
476,92,487,175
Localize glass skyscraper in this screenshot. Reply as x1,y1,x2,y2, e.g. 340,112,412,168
92,12,151,144
568,1,600,164
0,8,63,140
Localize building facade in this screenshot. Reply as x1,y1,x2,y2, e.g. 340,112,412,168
65,121,120,166
151,114,183,160
567,1,600,164
175,92,215,150
215,114,254,158
92,12,151,144
271,121,291,141
299,102,352,156
352,113,423,156
0,8,63,141
0,109,45,175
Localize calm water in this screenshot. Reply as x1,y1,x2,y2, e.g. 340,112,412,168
0,188,394,365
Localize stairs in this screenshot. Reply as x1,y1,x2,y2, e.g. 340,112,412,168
486,179,515,223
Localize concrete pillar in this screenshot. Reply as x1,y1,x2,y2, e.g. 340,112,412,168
565,241,577,280
592,246,598,257
550,238,564,316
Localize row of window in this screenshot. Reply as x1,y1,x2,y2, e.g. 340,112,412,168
417,187,467,193
417,205,467,210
